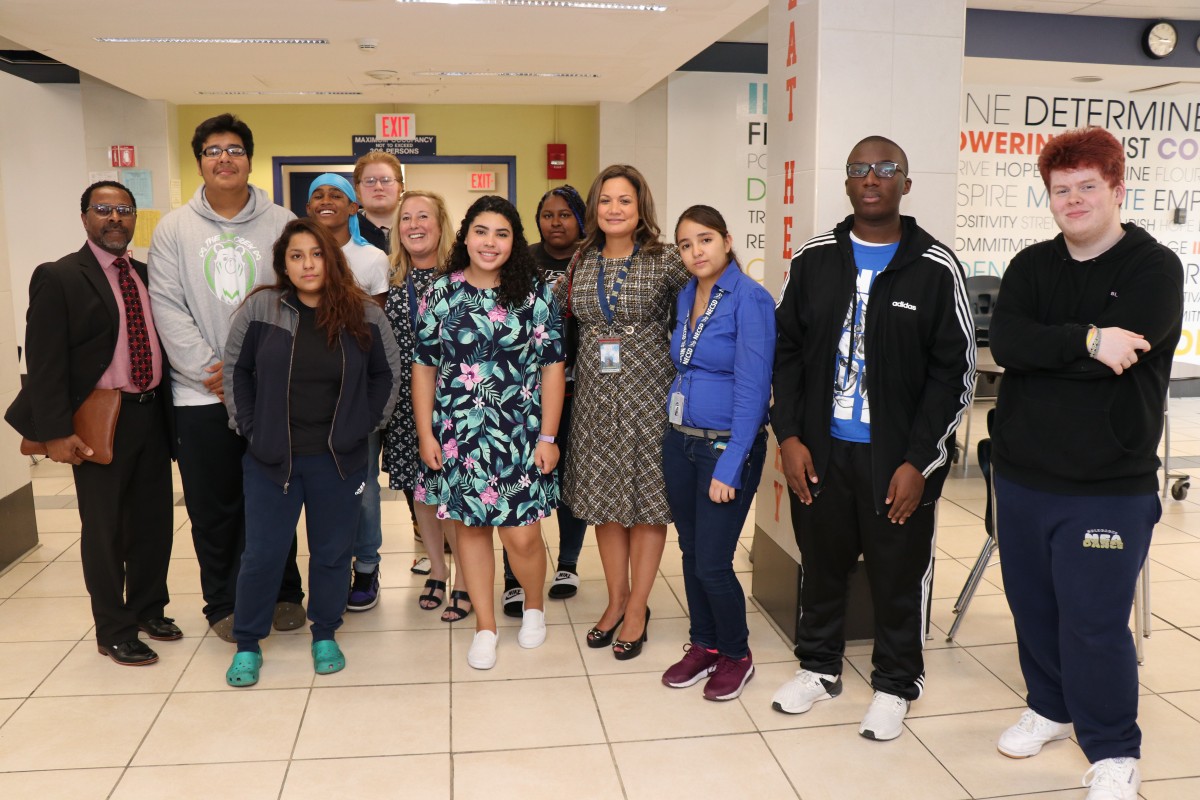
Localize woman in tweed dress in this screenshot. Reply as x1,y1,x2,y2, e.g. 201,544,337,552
555,165,688,659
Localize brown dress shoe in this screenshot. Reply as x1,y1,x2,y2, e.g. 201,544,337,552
98,640,159,666
273,602,306,631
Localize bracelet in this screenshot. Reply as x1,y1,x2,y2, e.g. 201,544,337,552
1087,326,1102,359
538,434,557,444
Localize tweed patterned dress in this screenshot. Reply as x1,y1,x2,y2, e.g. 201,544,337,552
556,244,688,526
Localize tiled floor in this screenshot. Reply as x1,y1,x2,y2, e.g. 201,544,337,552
2,400,1200,799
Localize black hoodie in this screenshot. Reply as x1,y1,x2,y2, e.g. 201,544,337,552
772,215,976,515
990,223,1183,495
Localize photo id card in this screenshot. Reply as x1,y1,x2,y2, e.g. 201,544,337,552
599,337,622,373
669,391,684,424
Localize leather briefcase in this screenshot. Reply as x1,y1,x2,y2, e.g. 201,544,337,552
20,388,121,465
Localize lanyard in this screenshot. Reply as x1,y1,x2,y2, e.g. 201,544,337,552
678,287,726,368
406,273,419,326
597,244,639,326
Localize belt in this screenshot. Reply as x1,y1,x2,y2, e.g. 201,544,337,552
671,423,732,440
121,389,158,404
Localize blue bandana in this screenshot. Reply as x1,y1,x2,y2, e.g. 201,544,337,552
308,173,368,247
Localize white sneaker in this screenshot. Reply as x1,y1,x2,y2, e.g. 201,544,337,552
998,708,1072,758
467,629,498,670
517,609,546,649
859,691,909,741
1083,757,1140,800
771,669,842,714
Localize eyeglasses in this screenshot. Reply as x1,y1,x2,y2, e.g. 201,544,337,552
200,145,248,159
89,203,136,218
360,176,398,187
846,161,906,179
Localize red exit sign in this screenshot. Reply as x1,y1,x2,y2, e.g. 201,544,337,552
469,172,496,192
375,113,416,140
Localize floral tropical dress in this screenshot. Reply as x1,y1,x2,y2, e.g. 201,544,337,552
382,267,438,491
413,270,565,527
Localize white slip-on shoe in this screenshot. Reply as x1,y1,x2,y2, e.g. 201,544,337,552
771,669,842,714
467,629,498,670
517,609,546,649
858,691,909,741
1083,757,1140,800
998,708,1073,758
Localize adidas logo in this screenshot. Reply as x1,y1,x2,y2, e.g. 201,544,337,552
891,300,917,311
355,482,366,496
1082,530,1123,550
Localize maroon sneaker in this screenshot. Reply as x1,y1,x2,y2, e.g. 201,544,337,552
703,652,755,701
662,643,720,688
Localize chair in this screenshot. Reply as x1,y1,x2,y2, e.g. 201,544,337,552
946,415,996,642
966,275,1002,347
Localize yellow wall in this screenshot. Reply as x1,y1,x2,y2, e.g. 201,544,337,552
176,104,599,222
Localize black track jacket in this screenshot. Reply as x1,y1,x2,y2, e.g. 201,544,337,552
771,215,976,515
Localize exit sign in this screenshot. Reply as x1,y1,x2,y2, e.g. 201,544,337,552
469,172,496,192
375,113,416,140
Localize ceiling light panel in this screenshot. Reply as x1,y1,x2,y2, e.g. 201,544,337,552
396,0,666,11
96,37,328,44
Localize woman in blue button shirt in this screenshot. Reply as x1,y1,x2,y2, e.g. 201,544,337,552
660,205,775,702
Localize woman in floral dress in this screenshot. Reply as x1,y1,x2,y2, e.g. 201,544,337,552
413,195,565,670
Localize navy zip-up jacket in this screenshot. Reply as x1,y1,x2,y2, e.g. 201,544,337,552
771,215,976,514
223,287,402,488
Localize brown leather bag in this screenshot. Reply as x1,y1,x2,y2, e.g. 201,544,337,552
20,388,121,465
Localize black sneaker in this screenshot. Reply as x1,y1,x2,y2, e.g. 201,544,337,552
346,567,381,612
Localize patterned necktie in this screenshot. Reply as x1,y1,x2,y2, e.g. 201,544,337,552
114,257,152,391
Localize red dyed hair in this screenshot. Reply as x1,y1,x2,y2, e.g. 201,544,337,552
1038,127,1124,190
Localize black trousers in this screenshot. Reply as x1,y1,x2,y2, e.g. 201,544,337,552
73,393,174,646
175,403,303,623
789,438,936,701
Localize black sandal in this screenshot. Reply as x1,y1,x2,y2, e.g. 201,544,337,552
418,579,446,610
440,590,472,622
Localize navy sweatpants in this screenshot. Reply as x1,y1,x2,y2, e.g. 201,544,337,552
234,453,366,650
994,473,1158,762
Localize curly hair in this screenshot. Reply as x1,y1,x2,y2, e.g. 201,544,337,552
579,164,664,257
1038,127,1124,190
448,195,541,309
262,218,373,350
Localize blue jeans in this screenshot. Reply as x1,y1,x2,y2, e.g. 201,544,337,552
352,430,383,567
662,426,767,659
235,453,365,649
995,473,1158,762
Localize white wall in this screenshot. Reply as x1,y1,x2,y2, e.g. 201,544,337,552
598,80,669,218
0,72,89,361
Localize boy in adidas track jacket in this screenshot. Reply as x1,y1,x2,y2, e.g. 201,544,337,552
769,136,975,741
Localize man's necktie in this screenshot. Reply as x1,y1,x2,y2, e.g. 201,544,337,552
114,257,151,391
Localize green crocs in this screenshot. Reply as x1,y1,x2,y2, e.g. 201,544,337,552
226,651,263,687
312,640,345,675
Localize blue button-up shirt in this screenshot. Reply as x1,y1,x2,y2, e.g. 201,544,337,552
667,262,776,488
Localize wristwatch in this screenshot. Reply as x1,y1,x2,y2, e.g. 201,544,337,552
538,434,557,444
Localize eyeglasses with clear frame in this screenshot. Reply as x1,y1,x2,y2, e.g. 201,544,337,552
89,203,136,218
845,161,906,179
200,145,248,159
359,176,398,187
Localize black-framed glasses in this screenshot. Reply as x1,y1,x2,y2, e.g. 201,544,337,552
360,176,398,187
89,203,136,218
846,161,905,179
200,145,247,159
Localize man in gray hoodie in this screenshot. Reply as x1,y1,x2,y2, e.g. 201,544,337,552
148,114,304,641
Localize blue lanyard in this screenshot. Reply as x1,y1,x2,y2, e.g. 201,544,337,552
597,244,639,326
406,273,418,326
678,288,726,369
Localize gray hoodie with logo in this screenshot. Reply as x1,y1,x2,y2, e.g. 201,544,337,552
148,185,295,405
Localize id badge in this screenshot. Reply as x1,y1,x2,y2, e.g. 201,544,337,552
668,391,684,424
599,337,622,373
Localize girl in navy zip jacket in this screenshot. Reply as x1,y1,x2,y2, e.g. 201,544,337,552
221,218,402,687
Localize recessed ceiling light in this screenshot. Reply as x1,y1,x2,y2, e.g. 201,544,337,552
397,0,665,11
96,37,328,44
1071,75,1103,83
413,70,600,78
196,90,363,95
